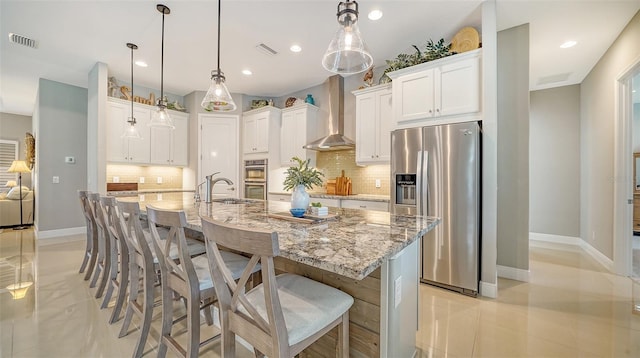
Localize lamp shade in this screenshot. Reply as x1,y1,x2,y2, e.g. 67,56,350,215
201,70,236,112
322,0,373,75
5,180,17,187
7,160,31,173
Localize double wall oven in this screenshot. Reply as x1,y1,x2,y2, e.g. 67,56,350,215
244,159,267,200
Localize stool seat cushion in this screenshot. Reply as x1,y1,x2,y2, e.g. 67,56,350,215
241,273,354,346
184,251,253,291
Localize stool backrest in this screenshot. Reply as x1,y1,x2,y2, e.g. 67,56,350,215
200,216,286,356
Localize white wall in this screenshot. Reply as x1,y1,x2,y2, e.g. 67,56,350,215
497,23,530,270
581,11,640,259
530,85,581,238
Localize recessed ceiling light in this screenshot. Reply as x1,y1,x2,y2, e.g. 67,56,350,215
290,44,302,53
242,69,252,75
135,60,148,67
560,41,577,49
368,9,383,21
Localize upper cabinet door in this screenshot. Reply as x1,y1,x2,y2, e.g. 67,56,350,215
394,69,435,123
171,113,188,166
376,89,393,162
127,106,151,163
255,114,270,153
106,99,150,163
354,84,392,165
243,116,258,154
437,56,480,117
280,104,318,167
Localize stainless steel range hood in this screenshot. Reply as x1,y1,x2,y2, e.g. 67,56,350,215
303,75,355,151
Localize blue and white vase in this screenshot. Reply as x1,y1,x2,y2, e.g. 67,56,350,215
291,184,310,210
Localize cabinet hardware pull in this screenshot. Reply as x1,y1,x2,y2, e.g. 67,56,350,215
359,205,366,208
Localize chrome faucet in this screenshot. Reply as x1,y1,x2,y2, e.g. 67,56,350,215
202,172,234,203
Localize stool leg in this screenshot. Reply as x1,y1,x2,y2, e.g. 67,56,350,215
186,297,200,358
119,265,139,338
109,249,129,323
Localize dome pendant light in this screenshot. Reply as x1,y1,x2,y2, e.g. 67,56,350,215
122,43,142,139
201,0,236,112
150,4,175,128
322,0,373,75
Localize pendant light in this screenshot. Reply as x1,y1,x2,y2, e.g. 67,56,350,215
122,43,142,139
322,0,373,74
201,0,236,112
150,4,174,128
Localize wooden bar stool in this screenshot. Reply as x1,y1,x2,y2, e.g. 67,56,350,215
88,193,110,298
146,205,255,358
200,217,354,358
78,190,98,281
116,201,206,358
99,196,130,323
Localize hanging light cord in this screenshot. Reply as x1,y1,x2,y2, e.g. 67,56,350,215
130,44,134,122
217,0,221,75
160,8,165,105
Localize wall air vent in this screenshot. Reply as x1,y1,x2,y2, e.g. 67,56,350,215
255,43,278,56
8,33,38,49
536,73,571,86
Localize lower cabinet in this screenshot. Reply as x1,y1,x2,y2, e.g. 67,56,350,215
341,199,389,212
267,193,388,212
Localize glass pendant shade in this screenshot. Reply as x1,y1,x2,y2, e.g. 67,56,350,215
202,70,236,111
151,100,175,128
122,118,142,139
322,0,373,74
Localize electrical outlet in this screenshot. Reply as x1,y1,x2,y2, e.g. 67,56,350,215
139,194,145,202
157,193,163,201
52,176,60,184
394,276,402,308
375,179,381,188
113,176,120,183
156,176,163,184
139,177,145,184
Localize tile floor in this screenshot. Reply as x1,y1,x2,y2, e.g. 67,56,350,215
1,228,639,357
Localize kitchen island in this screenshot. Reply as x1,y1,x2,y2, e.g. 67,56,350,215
119,192,439,357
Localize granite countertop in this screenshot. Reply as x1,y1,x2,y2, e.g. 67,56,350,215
107,189,195,197
118,192,438,280
270,191,390,203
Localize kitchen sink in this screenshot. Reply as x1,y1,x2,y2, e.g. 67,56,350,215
212,198,253,204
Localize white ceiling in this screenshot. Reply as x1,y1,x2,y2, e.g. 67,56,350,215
1,0,639,116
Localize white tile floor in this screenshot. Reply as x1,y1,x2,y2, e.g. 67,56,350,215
1,228,639,357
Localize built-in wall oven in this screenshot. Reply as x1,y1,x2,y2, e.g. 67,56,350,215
244,159,267,200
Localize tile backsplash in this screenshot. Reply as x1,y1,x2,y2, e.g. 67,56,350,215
315,149,390,195
106,165,183,190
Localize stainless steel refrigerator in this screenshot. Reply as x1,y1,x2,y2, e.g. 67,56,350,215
390,122,480,296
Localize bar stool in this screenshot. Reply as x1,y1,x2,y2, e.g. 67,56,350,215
78,190,98,281
116,201,206,358
200,217,354,358
99,196,130,323
146,205,255,358
88,193,110,298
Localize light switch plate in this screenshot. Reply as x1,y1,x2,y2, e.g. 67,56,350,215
64,156,75,164
375,179,381,188
52,176,60,184
113,176,120,183
156,176,163,184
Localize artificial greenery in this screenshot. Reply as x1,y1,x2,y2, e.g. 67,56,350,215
380,39,455,83
283,157,324,191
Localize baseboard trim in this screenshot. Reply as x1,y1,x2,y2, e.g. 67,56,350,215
36,226,86,240
580,240,614,272
497,265,530,282
529,232,614,272
529,232,581,245
479,280,497,298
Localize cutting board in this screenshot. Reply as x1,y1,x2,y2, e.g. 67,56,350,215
326,179,336,195
335,170,352,196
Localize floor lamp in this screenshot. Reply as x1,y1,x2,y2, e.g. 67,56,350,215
7,160,31,230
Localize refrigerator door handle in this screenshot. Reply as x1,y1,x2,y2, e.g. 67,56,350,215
420,150,429,217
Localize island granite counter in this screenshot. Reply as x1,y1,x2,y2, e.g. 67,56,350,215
118,192,439,357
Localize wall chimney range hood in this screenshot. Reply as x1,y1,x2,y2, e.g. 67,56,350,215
303,75,355,151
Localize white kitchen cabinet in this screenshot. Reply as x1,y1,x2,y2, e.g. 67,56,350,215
150,111,188,166
388,49,481,128
353,84,392,165
106,99,151,164
341,199,389,212
243,106,281,156
268,193,291,202
280,103,319,167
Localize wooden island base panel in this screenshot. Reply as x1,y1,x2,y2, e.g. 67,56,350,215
123,192,439,357
274,257,382,358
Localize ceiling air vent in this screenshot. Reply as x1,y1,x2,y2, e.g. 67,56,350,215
255,43,277,56
8,33,38,49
